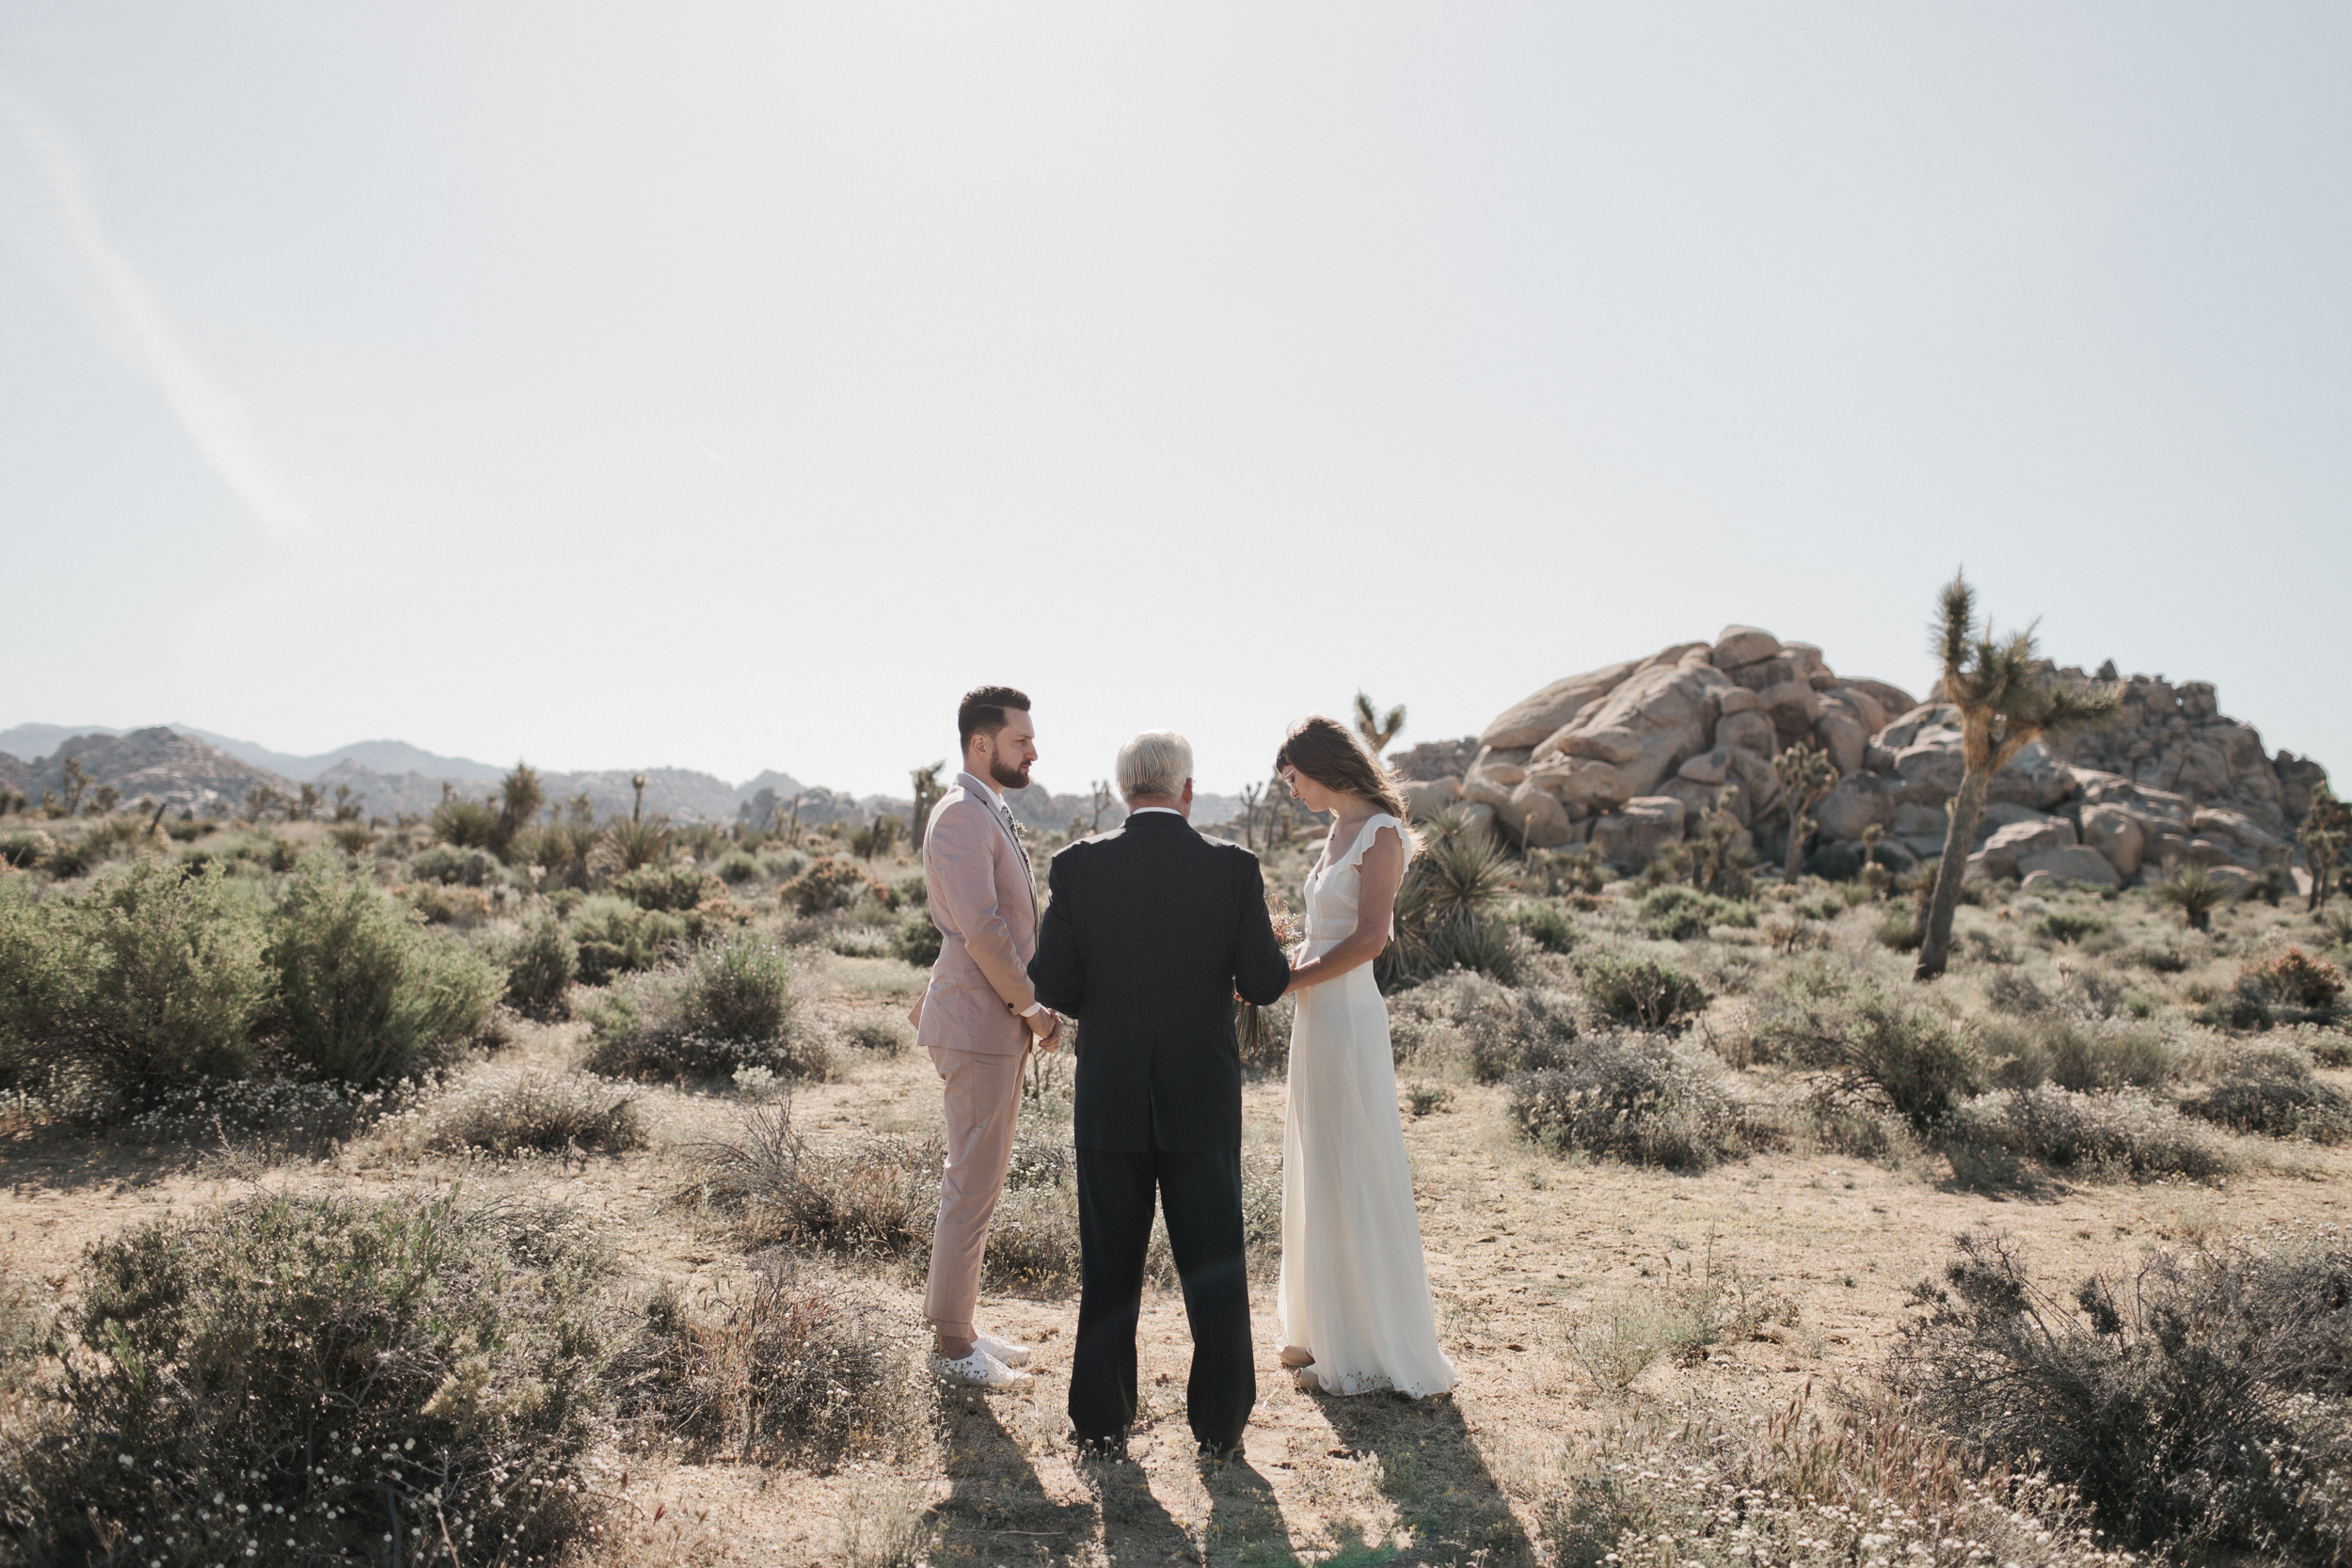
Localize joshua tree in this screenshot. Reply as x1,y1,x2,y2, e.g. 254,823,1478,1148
1354,692,1406,757
909,762,946,853
630,772,648,825
90,783,121,816
1913,571,2121,980
331,783,361,822
1688,786,1752,897
294,783,320,820
60,757,88,816
1088,780,1116,832
1772,742,1839,881
2301,784,2349,914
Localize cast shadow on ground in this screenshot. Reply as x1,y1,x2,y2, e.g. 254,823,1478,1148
1308,1387,1535,1564
928,1393,1184,1565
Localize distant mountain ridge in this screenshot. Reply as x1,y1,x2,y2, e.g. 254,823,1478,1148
0,723,504,783
0,723,1239,827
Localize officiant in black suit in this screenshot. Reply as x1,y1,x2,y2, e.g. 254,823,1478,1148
1026,729,1292,1461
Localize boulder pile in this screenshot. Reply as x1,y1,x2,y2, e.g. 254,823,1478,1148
1389,626,2332,893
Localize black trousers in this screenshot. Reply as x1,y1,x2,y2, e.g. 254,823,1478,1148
1070,1142,1255,1452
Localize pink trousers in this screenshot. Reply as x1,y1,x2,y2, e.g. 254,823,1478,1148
923,1045,1028,1340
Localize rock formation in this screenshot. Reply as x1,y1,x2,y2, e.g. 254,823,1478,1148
1393,626,2332,887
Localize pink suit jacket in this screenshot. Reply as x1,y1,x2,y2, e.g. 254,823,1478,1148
913,773,1040,1059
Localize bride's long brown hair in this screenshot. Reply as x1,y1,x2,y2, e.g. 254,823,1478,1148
1275,717,1420,854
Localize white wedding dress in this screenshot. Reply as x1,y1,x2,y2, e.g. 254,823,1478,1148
1278,813,1456,1399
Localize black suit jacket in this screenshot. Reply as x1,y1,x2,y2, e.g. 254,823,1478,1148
1028,812,1292,1153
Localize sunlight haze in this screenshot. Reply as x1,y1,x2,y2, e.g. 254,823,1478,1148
3,4,2345,795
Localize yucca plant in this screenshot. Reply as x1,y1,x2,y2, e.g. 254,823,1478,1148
490,761,544,857
603,815,672,873
1914,572,2121,979
2152,863,2231,932
1380,835,1518,989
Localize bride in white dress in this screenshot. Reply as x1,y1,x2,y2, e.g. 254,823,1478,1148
1273,717,1457,1399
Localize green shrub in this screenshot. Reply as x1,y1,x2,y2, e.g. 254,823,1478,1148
407,843,483,885
1,829,52,870
584,935,823,1081
1380,836,1521,988
1757,970,1983,1131
2031,911,2111,944
427,790,500,849
47,862,271,1098
1638,885,1756,941
569,895,686,985
1892,1230,2352,1558
40,840,97,878
423,1069,645,1159
1979,1014,2179,1092
264,867,498,1085
1508,1033,1749,1169
1580,951,1708,1032
611,863,723,912
1873,905,1923,951
1948,1086,2233,1180
610,1270,934,1472
714,849,761,885
1513,900,1578,954
891,916,943,967
0,1190,612,1566
781,855,888,916
504,916,575,1022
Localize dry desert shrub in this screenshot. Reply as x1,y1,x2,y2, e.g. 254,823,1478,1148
414,1068,646,1161
608,1265,933,1472
1946,1086,2234,1180
694,1100,941,1264
1890,1228,2352,1559
0,1190,614,1567
1532,1387,2131,1568
1577,949,1708,1033
1979,1012,2181,1093
1566,1267,1794,1391
1507,1032,1751,1170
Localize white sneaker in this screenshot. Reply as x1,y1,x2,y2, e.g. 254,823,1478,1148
976,1329,1031,1368
930,1347,1029,1388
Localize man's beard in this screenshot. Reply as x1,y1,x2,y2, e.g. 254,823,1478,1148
989,758,1032,791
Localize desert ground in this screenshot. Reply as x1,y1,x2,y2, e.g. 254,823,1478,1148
3,800,2348,1567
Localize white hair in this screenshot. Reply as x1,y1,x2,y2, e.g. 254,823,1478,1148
1116,731,1193,800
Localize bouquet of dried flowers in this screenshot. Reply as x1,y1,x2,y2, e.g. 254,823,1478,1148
1238,898,1304,1066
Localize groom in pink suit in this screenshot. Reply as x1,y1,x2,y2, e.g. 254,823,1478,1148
912,685,1063,1386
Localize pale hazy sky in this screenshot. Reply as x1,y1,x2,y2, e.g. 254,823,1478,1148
3,4,2345,797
